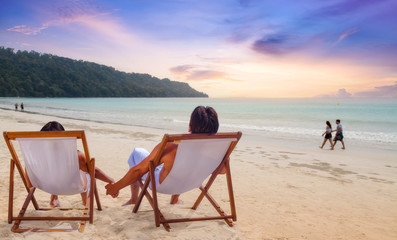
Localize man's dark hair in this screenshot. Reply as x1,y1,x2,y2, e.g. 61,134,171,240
336,119,341,123
189,106,219,134
41,121,65,131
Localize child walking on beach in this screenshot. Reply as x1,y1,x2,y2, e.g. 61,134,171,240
320,121,334,150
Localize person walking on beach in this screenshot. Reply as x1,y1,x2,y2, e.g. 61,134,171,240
333,119,345,150
320,121,334,150
14,103,18,111
106,106,224,205
20,102,24,111
39,121,116,207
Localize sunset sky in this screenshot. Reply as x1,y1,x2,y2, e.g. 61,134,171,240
1,0,396,98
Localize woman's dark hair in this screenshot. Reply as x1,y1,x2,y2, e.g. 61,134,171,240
189,106,219,134
326,121,332,128
41,121,65,131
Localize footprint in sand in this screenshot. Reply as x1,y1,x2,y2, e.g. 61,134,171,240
280,154,290,159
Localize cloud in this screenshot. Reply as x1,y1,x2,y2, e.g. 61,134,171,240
169,64,241,82
316,88,353,98
56,0,101,21
187,70,228,81
6,0,124,39
336,88,353,98
227,32,251,43
354,82,397,98
7,25,48,35
7,0,106,35
6,1,135,48
338,28,358,43
169,65,197,75
315,83,397,98
251,34,290,55
307,0,381,19
238,0,254,8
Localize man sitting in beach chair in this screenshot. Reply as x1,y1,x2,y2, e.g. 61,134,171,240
105,106,241,230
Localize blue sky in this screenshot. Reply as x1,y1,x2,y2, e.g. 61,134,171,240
1,0,396,97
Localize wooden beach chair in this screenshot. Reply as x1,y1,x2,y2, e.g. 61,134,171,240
133,132,242,231
3,130,102,233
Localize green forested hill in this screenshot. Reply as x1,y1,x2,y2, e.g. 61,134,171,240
0,47,208,97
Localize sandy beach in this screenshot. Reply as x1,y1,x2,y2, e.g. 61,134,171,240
0,108,396,240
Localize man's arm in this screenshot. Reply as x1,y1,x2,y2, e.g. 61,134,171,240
105,143,164,197
106,163,148,197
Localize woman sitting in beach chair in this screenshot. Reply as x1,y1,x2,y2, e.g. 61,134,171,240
39,121,116,207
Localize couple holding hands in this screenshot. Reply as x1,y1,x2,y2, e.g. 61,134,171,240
41,106,221,207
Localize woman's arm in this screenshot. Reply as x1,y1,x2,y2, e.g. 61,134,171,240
78,151,114,183
95,168,114,184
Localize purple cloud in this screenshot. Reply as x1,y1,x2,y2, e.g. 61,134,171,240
355,82,397,98
169,64,241,82
169,65,197,75
7,0,108,36
187,70,227,81
251,34,290,55
7,25,48,35
316,83,397,98
337,28,358,43
238,0,254,8
316,89,353,98
307,0,383,19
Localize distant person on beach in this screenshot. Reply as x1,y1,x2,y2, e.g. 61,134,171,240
20,102,24,111
320,121,334,150
14,103,18,111
333,119,345,150
105,106,223,205
39,121,116,207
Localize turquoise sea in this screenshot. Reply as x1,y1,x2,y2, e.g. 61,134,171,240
1,98,396,147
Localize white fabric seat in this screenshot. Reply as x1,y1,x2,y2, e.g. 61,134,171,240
156,138,235,194
18,137,85,195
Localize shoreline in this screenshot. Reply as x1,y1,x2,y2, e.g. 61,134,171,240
2,106,396,153
0,109,396,239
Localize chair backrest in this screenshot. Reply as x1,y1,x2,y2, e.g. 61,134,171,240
17,137,84,195
156,137,237,194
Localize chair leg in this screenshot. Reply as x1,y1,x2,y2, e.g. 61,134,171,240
9,159,15,224
79,201,89,233
142,187,171,231
199,186,233,226
12,187,36,232
133,180,149,213
225,160,237,221
94,182,102,210
149,161,160,227
133,179,171,231
89,178,95,224
192,171,218,210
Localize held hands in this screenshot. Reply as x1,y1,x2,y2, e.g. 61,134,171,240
105,183,119,198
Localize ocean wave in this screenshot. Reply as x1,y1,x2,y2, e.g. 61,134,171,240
221,123,397,144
